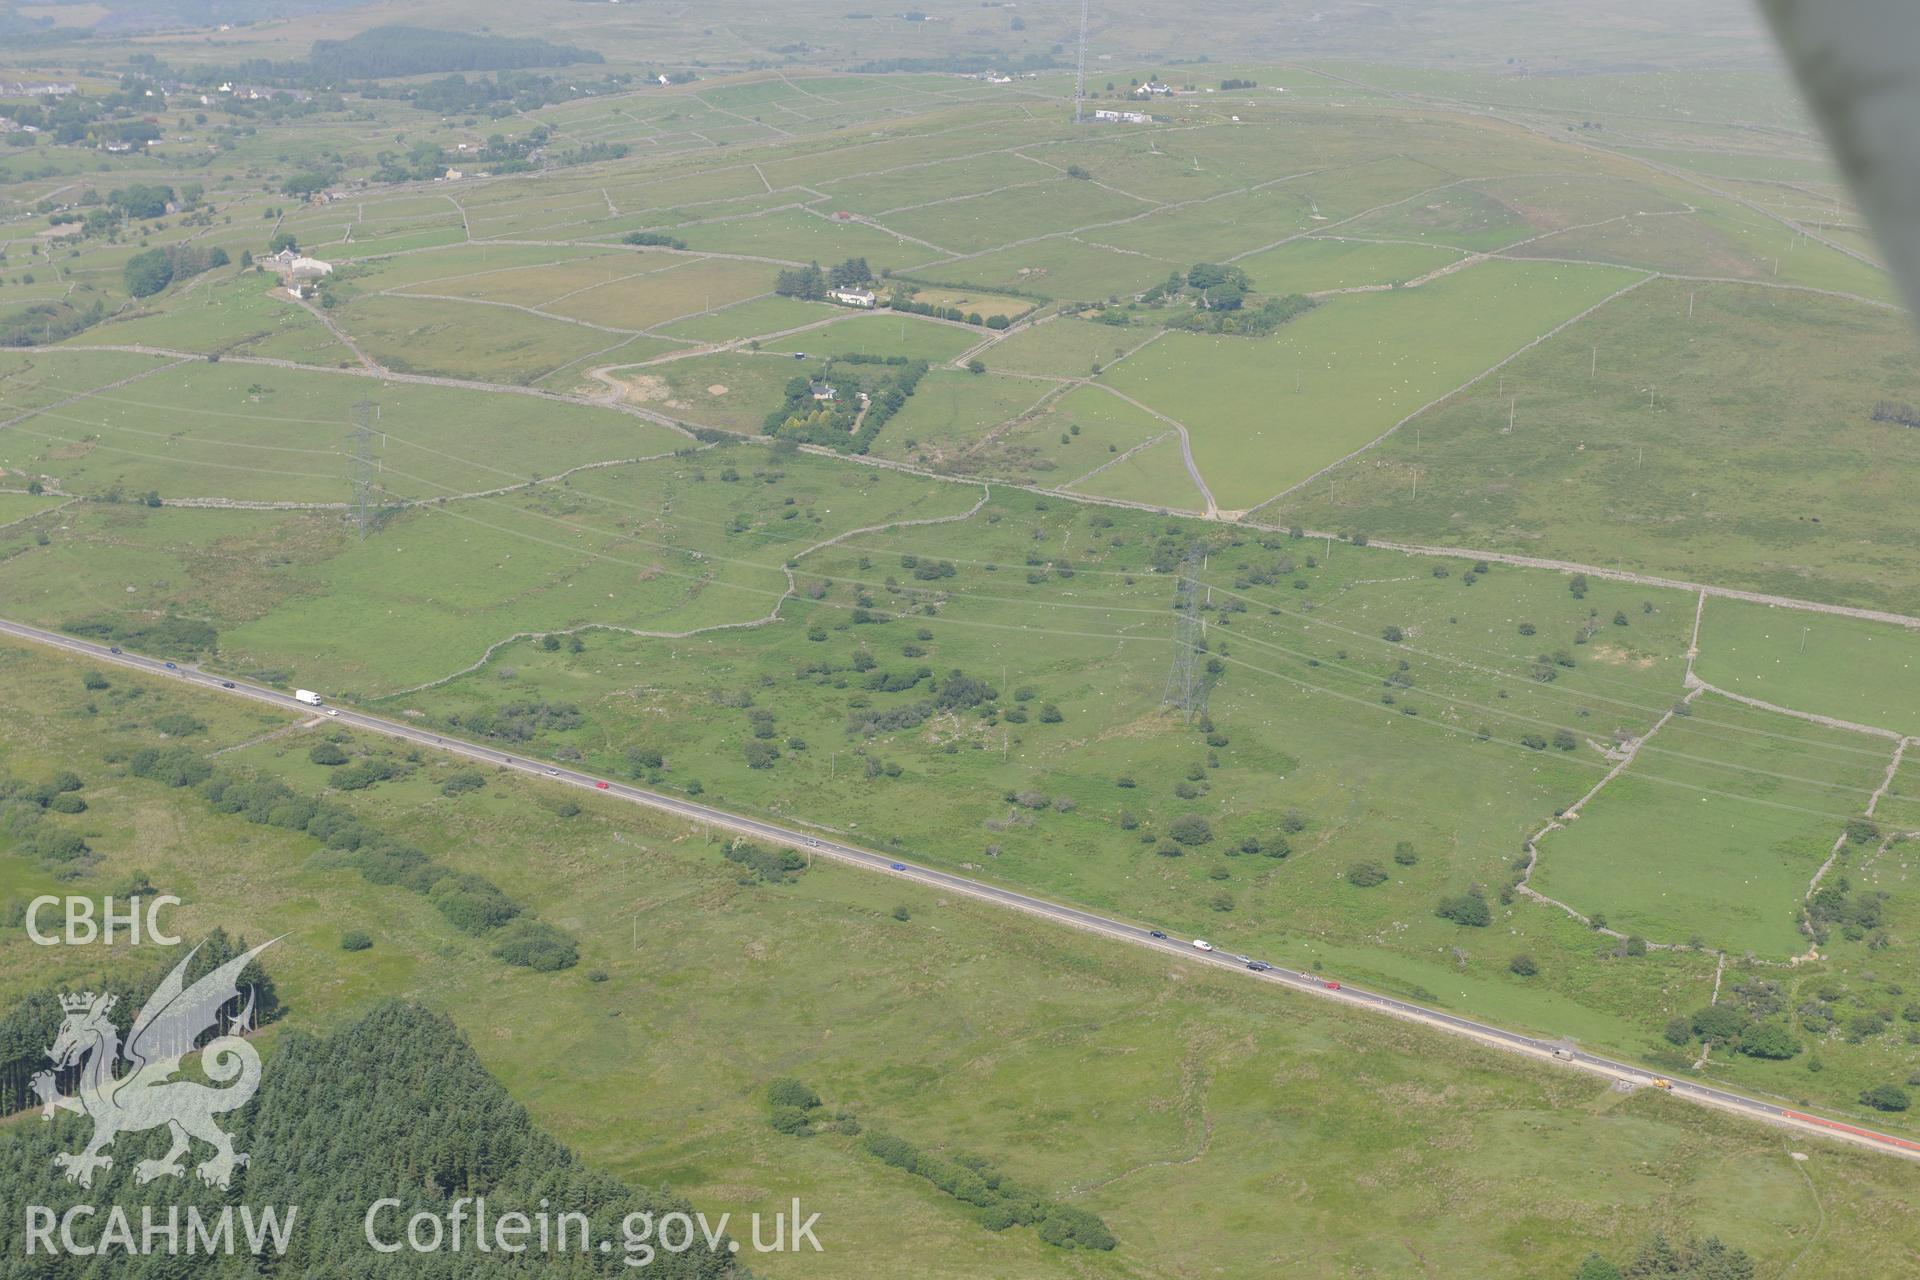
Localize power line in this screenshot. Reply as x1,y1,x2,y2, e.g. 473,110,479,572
1160,542,1207,722
349,397,379,539
1073,0,1090,125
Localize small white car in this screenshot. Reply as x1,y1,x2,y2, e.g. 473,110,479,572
1192,939,1214,952
326,708,340,717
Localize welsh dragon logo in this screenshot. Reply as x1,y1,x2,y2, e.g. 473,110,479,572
33,939,276,1190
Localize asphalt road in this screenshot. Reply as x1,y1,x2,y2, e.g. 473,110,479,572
6,616,1916,1164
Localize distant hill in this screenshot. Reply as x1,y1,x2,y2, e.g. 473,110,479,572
309,26,603,79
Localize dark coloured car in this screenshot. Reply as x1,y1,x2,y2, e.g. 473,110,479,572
220,681,236,689
1149,930,1167,939
163,661,178,670
1247,960,1272,972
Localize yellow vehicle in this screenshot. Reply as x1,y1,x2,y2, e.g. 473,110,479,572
1650,1078,1674,1091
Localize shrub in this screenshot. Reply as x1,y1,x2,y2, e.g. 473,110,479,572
308,742,349,766
431,873,522,934
340,929,373,952
1436,890,1490,927
1347,860,1388,888
441,769,487,796
769,1105,813,1135
129,746,211,788
1509,953,1538,976
766,1077,822,1110
490,919,579,971
153,712,206,737
1392,841,1418,866
1036,1206,1116,1251
1167,815,1214,846
1860,1083,1910,1112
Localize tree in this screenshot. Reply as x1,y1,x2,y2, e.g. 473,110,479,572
1200,279,1245,310
1392,841,1418,865
108,183,174,220
82,669,109,691
1738,1022,1799,1060
1509,953,1538,976
1622,1234,1753,1279
828,257,870,288
268,231,298,254
122,248,173,297
966,358,987,374
1575,1255,1622,1280
1690,1004,1748,1044
774,262,826,299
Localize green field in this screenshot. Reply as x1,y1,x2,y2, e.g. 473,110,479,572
1694,598,1920,736
1533,693,1887,956
1105,259,1644,510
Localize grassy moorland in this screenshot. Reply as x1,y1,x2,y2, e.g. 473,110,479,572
3,641,1918,1280
4,18,1919,1271
1267,281,1920,613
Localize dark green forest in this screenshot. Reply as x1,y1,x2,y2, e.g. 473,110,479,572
0,1002,743,1276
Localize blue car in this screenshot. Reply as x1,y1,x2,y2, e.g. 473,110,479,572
1149,930,1168,939
889,862,906,871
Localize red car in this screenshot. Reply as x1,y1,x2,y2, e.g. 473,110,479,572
595,781,610,790
1324,980,1341,990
